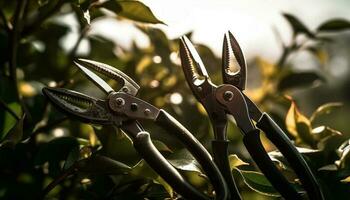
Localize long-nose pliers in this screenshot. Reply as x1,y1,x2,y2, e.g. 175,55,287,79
179,31,324,200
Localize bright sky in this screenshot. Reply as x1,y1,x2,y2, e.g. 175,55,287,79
76,0,350,62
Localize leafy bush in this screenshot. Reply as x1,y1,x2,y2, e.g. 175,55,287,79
0,0,349,199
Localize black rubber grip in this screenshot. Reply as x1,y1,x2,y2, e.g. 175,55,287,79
256,113,324,200
212,140,242,200
133,131,208,200
156,109,228,200
243,129,303,200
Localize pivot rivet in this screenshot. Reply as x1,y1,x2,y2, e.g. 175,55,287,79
223,91,234,101
131,103,138,111
144,108,151,116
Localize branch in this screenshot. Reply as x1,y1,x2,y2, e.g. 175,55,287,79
22,0,65,36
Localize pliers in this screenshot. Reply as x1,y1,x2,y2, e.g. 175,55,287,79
179,31,325,200
42,59,229,200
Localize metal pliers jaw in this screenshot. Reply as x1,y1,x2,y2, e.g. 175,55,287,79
42,59,229,200
179,32,324,200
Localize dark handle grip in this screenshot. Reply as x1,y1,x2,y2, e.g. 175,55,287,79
243,129,303,200
155,109,228,200
133,131,209,200
212,140,242,200
256,113,324,200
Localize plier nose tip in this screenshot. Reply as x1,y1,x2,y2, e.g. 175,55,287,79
222,31,247,90
179,36,212,95
73,58,140,96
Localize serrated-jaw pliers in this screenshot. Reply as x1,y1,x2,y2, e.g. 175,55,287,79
179,31,324,200
42,59,229,200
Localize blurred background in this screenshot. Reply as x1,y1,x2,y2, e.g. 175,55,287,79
0,0,350,199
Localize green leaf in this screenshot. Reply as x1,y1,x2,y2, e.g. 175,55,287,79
152,140,173,153
312,126,342,141
99,0,122,13
77,154,131,174
278,71,325,91
229,154,249,170
0,114,25,147
93,126,141,165
35,136,80,165
118,1,165,24
167,149,203,175
235,169,280,197
0,102,22,139
283,13,314,38
310,102,343,122
317,19,350,32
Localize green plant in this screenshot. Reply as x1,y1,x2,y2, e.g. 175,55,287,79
0,0,350,199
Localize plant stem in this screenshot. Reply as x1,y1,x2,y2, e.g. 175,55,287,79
0,9,11,32
41,163,78,197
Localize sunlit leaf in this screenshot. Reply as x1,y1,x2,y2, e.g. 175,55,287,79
312,126,342,141
317,19,350,32
278,72,325,91
256,57,277,78
118,1,165,24
283,13,314,38
0,102,22,139
340,176,350,183
229,154,249,170
318,164,338,171
310,102,343,122
285,97,309,137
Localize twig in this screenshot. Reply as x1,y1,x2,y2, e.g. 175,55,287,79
41,163,78,197
0,98,20,120
22,0,65,36
31,116,68,136
0,9,11,32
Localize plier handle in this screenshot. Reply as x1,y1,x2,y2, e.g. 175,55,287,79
179,32,324,200
43,59,228,200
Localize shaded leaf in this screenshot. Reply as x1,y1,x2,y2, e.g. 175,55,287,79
167,149,203,175
278,72,325,91
153,140,173,153
235,169,280,197
99,0,122,13
0,114,25,147
93,126,140,165
317,19,350,32
34,136,80,165
283,13,314,38
118,1,165,24
77,154,131,175
310,102,343,122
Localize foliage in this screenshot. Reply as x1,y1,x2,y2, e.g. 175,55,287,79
0,0,350,199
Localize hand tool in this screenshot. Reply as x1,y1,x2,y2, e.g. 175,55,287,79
42,58,229,200
179,31,324,200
